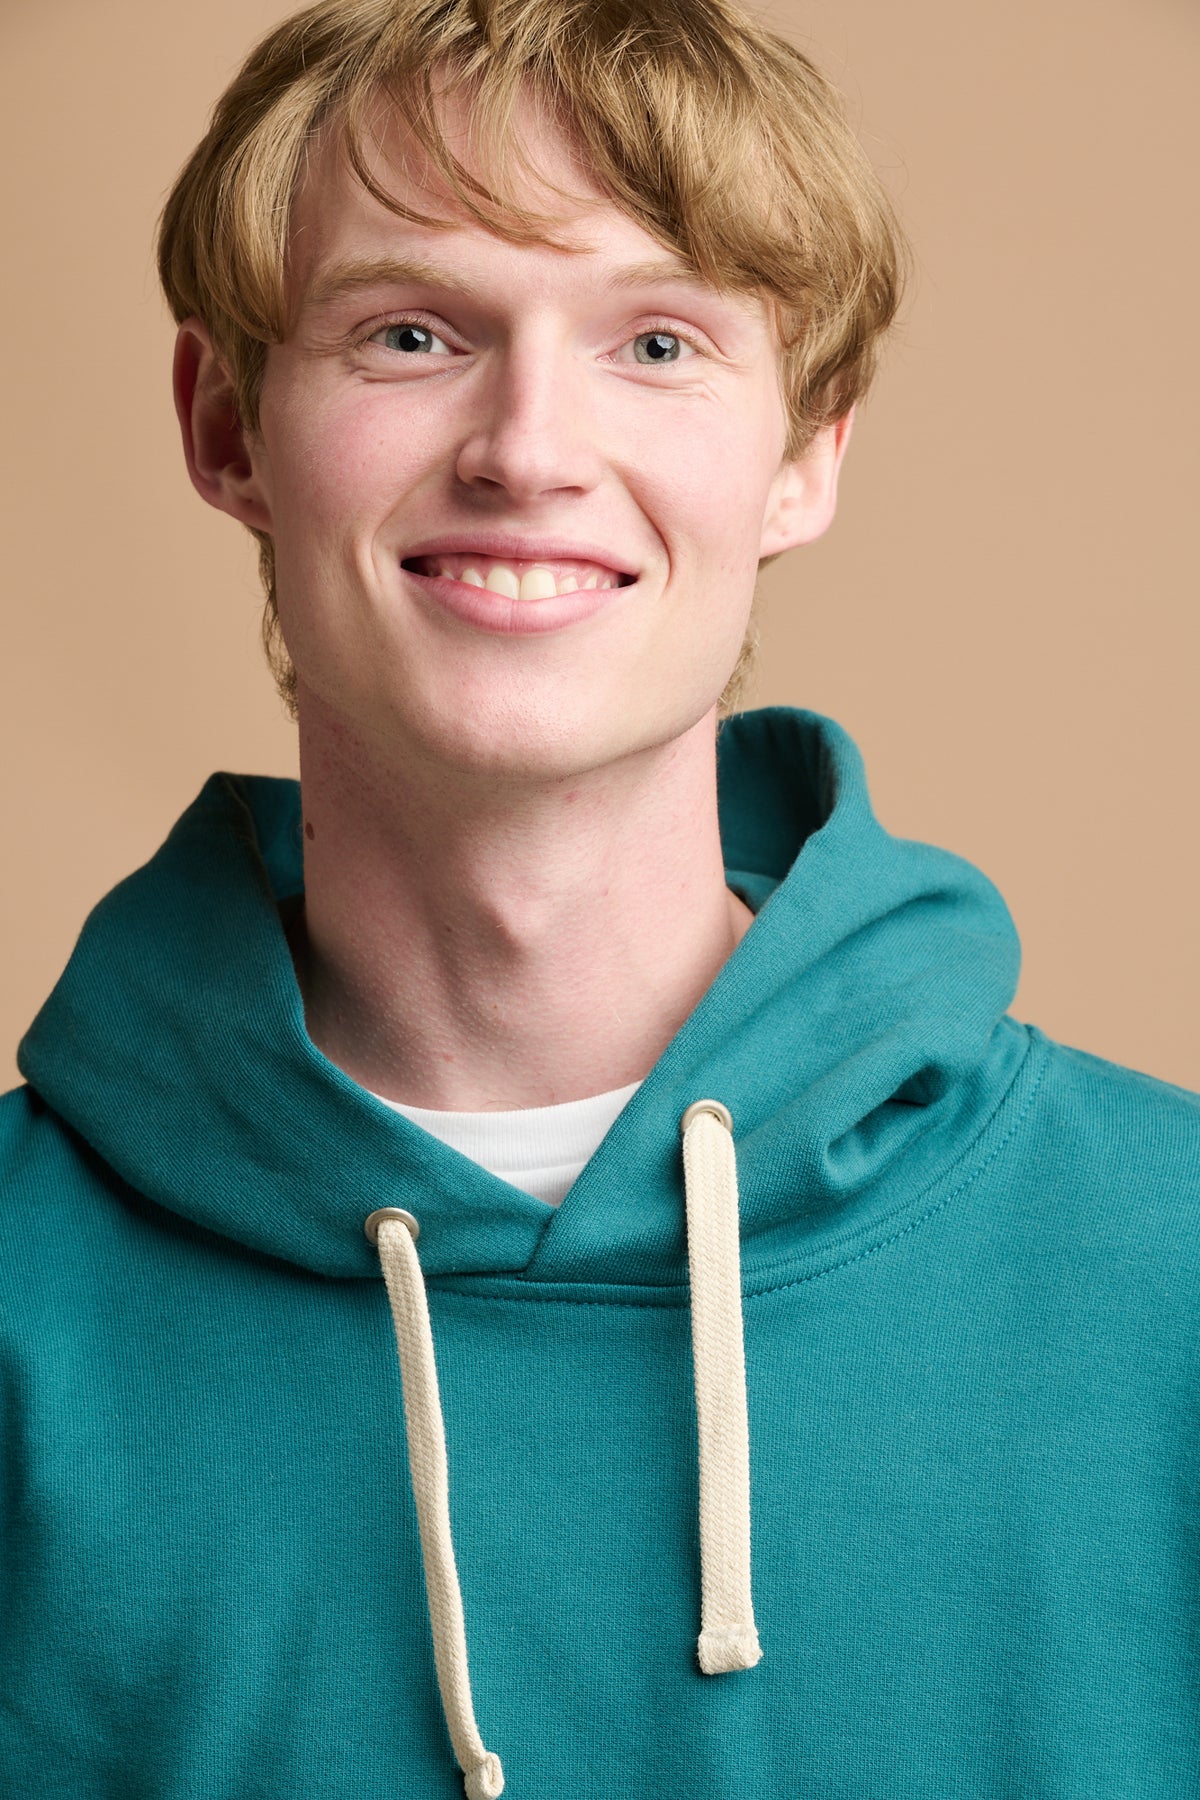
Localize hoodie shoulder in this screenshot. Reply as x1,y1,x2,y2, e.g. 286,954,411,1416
1016,1026,1200,1239
0,1083,121,1269
0,1081,56,1182
1040,1031,1200,1127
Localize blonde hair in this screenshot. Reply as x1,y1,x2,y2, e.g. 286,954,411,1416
158,0,910,718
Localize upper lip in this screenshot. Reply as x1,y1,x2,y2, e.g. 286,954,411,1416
401,533,639,580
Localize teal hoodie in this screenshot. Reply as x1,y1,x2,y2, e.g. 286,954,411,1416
4,706,1200,1798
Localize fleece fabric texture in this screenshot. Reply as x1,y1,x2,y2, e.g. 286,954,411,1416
4,705,1200,1800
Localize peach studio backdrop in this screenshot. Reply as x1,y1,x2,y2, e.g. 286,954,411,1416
1,0,1197,1091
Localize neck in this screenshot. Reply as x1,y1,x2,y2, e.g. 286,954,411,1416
289,693,754,1111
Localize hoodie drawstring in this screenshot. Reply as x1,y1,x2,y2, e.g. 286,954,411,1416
364,1097,759,1800
367,1206,505,1800
679,1101,763,1674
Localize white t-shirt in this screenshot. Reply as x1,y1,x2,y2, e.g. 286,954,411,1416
371,1080,643,1206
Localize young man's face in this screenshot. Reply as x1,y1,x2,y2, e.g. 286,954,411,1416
192,84,850,783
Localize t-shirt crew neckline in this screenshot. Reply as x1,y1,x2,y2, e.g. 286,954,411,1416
369,1080,644,1207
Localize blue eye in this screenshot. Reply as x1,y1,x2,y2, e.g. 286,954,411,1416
363,319,697,364
380,323,440,353
367,319,454,355
633,331,684,364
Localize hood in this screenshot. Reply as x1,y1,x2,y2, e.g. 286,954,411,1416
17,706,1027,1290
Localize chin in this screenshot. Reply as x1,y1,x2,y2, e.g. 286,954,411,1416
420,698,638,783
413,677,708,782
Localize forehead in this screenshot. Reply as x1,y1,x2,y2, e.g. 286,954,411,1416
287,82,763,321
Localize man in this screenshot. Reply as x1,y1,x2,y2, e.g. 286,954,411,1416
4,0,1198,1795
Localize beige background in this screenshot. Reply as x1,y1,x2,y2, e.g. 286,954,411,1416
2,0,1196,1091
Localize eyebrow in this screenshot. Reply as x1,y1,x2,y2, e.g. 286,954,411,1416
302,252,731,313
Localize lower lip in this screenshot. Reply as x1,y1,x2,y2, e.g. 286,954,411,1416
403,566,634,635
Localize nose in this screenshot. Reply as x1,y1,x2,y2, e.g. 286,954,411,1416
454,330,606,504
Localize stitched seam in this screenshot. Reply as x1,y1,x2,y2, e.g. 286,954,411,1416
428,1285,688,1311
728,1029,1031,1288
740,1022,1047,1295
746,1027,1052,1302
428,1031,1052,1312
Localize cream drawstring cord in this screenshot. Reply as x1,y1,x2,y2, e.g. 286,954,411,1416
680,1101,763,1674
366,1207,505,1800
364,1096,758,1798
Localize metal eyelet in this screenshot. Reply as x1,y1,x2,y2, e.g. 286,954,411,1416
679,1099,734,1135
363,1206,420,1245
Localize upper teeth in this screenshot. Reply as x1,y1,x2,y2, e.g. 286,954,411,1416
421,557,621,600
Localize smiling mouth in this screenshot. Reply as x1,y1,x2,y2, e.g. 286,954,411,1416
402,554,635,601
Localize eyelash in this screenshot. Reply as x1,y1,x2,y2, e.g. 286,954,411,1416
354,311,705,362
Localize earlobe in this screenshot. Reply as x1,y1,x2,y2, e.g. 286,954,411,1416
759,405,856,560
173,319,272,531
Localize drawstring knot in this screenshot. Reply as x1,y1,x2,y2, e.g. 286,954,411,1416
365,1095,759,1799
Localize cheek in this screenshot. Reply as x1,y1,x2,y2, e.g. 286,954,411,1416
650,400,785,562
265,389,415,544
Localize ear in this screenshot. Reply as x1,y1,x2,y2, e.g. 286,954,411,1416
172,318,273,531
759,405,856,559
